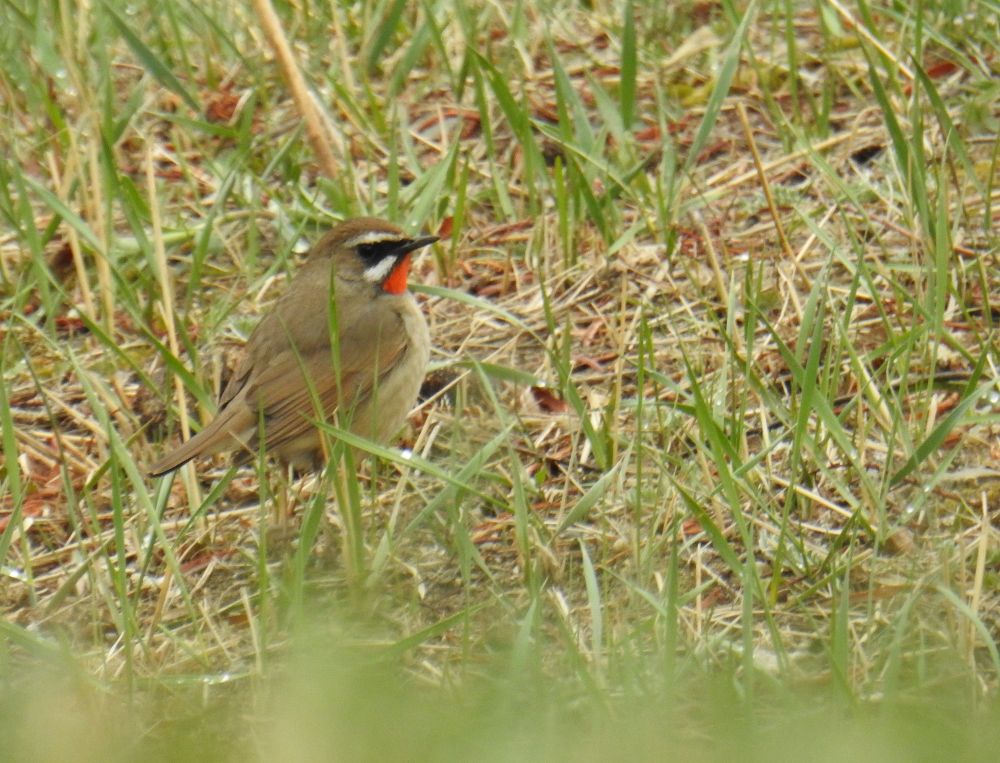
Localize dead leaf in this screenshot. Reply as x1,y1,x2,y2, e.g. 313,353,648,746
531,386,569,413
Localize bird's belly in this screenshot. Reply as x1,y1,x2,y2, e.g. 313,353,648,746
349,311,430,444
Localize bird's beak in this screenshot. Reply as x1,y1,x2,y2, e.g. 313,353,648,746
398,235,439,254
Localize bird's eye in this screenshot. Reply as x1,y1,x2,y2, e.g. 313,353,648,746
357,240,405,263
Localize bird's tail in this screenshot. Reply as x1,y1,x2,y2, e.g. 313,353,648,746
147,410,250,477
147,429,214,477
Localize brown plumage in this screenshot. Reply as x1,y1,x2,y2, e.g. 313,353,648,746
148,217,435,477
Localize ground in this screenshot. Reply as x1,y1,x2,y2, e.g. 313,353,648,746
1,0,998,759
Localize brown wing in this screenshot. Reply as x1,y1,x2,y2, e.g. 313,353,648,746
218,353,253,411
242,309,409,455
148,277,405,476
218,256,337,411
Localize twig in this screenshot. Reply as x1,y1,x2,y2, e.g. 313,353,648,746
827,0,914,81
736,102,797,265
252,0,341,180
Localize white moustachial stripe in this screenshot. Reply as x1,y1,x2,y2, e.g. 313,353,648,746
362,255,399,284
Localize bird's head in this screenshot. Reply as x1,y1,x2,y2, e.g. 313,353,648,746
315,217,438,295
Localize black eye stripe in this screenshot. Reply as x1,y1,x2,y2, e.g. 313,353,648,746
357,240,406,262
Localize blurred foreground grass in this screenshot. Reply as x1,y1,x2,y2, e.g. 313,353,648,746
4,610,1000,762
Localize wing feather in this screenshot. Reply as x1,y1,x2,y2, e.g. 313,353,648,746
243,309,409,454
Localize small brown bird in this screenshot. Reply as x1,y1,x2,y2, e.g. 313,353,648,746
148,217,436,477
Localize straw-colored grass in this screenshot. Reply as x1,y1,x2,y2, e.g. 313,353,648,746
1,0,998,758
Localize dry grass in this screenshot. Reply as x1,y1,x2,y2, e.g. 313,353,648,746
1,0,999,756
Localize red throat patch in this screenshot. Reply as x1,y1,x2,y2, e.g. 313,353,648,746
382,253,412,295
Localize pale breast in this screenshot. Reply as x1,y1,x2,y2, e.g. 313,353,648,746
350,296,430,444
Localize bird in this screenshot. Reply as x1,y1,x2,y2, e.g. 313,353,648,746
148,217,436,477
